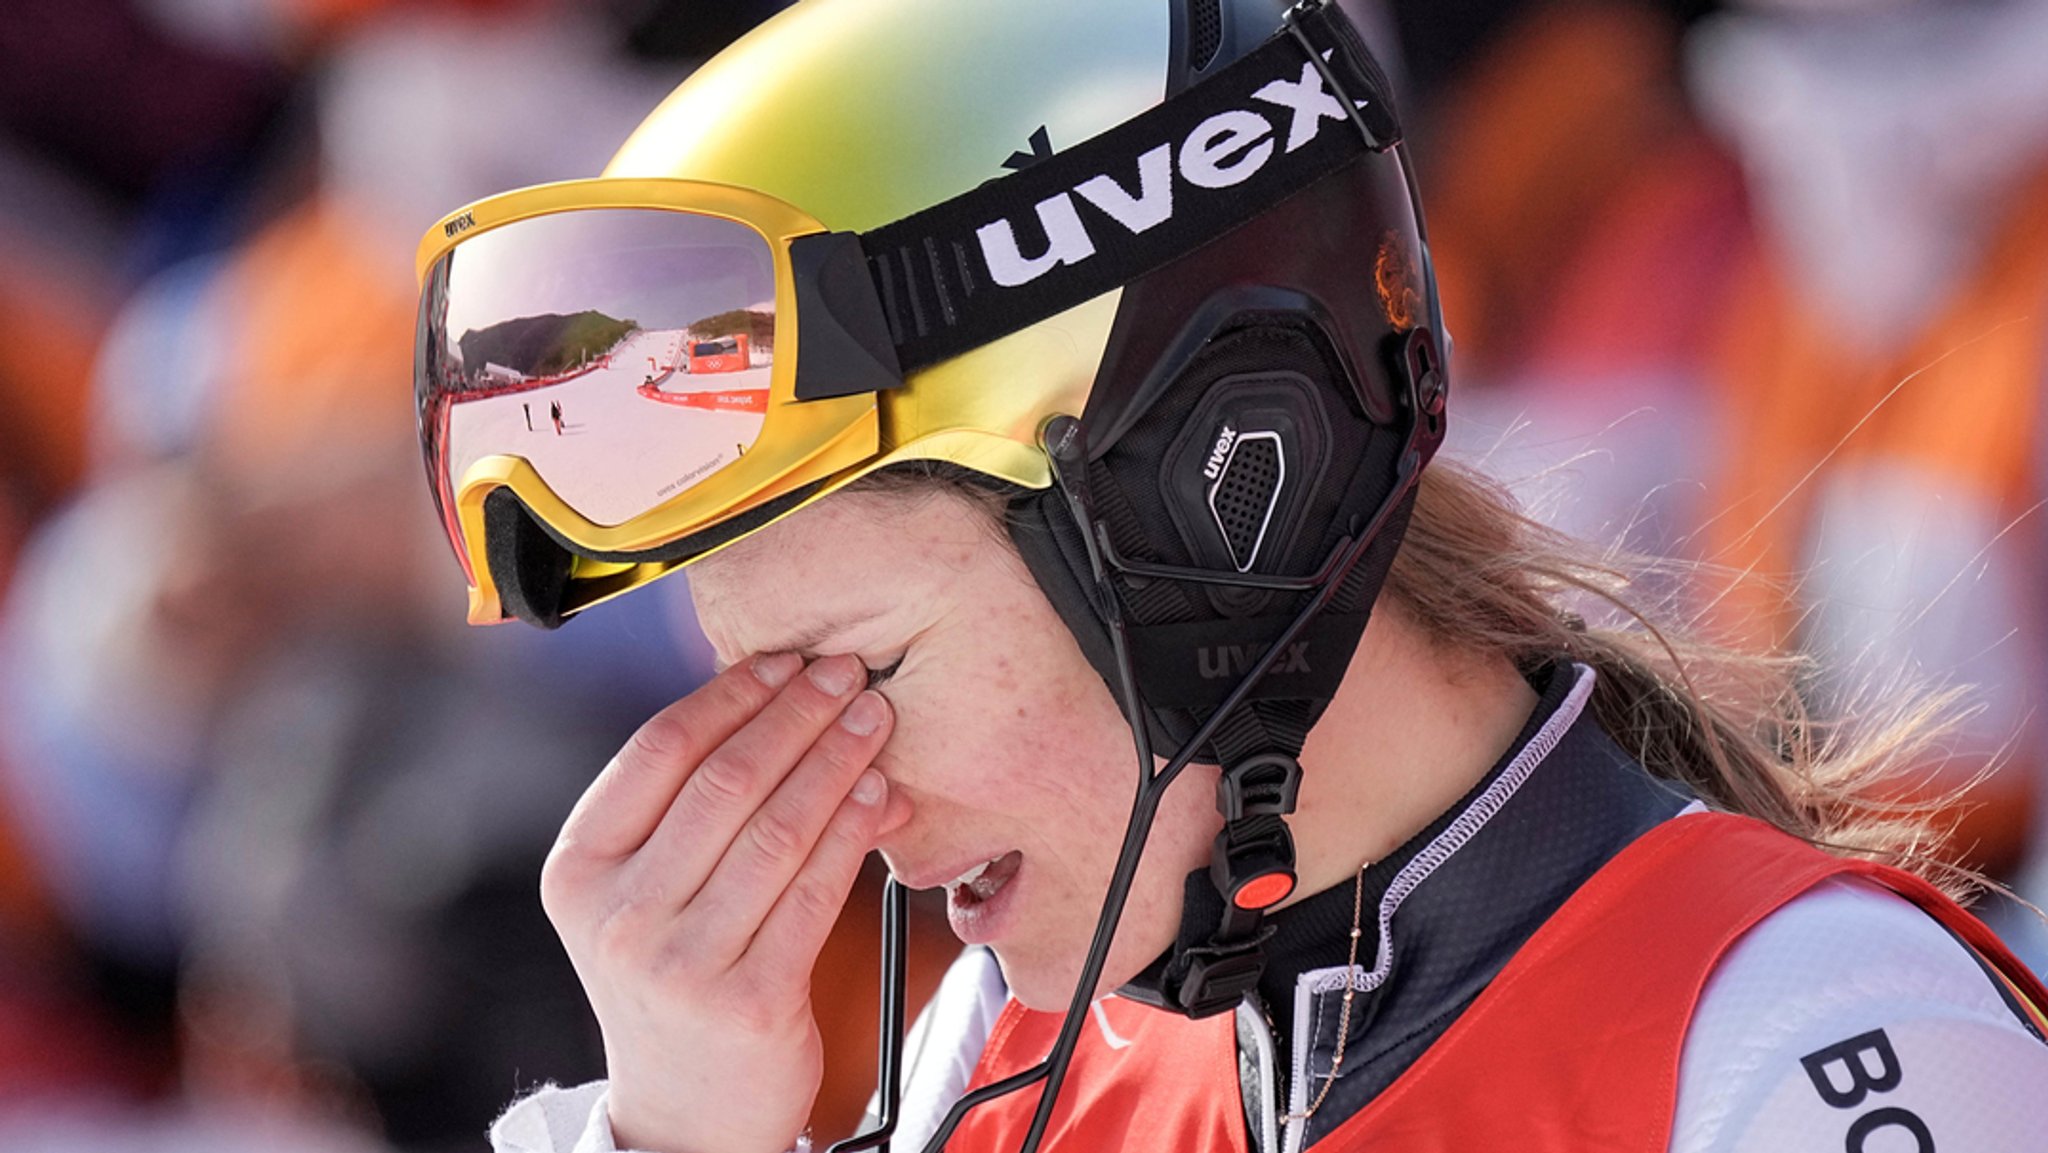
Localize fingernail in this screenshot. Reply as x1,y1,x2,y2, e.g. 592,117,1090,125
840,690,889,736
807,655,858,697
851,770,886,806
752,652,801,687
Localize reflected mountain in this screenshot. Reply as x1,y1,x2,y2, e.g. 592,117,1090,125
457,310,640,385
688,307,773,351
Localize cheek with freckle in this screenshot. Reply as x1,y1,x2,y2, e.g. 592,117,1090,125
988,652,1019,698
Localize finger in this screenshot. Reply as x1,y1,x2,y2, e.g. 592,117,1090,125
630,654,870,905
557,652,804,862
744,768,890,990
679,690,894,958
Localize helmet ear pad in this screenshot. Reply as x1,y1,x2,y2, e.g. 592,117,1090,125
1005,475,1127,703
1006,313,1415,764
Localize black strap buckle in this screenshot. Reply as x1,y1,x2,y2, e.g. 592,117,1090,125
1218,752,1303,820
1214,752,1302,911
1173,929,1276,1019
1214,815,1297,906
1168,754,1306,1017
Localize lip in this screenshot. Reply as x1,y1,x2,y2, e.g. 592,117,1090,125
946,853,1023,946
888,850,1015,893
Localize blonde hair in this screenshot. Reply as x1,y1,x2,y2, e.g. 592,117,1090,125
1386,458,1973,896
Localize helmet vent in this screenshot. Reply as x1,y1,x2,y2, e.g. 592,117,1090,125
1208,431,1284,572
1188,0,1223,71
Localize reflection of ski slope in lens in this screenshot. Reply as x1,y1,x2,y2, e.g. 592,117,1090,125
444,327,769,527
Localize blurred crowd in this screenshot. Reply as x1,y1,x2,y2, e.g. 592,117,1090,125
0,0,2044,1149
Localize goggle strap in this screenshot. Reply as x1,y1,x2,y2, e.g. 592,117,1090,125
789,231,907,401
857,0,1400,375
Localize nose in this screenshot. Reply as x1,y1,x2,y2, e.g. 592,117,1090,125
869,787,918,854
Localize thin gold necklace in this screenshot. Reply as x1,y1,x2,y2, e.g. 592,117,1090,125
1283,860,1369,1124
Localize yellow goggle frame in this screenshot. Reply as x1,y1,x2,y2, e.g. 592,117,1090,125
417,178,888,625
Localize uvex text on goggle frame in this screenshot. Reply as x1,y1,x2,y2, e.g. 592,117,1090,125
415,0,1400,630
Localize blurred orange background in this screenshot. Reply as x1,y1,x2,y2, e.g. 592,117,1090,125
0,1,2044,1149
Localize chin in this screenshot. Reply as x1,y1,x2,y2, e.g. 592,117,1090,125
991,939,1162,1013
984,865,1191,1010
988,946,1072,1012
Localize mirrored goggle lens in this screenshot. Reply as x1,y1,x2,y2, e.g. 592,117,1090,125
417,208,779,549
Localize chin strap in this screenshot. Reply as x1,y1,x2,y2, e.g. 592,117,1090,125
1148,747,1306,1017
1044,400,1423,1024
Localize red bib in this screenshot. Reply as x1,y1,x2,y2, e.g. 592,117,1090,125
952,813,2048,1152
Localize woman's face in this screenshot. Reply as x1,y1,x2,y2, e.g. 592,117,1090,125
688,487,1221,1009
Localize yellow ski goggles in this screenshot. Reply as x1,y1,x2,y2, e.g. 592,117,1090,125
415,0,1400,627
416,178,907,624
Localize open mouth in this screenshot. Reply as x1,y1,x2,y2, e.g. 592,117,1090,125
947,849,1023,910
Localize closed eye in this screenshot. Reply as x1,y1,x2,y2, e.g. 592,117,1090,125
865,657,905,690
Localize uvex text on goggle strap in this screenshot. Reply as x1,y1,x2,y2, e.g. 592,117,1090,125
415,0,1400,628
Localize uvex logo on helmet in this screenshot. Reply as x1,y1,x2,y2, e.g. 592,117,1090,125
976,60,1364,288
1198,640,1312,680
1203,424,1238,482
